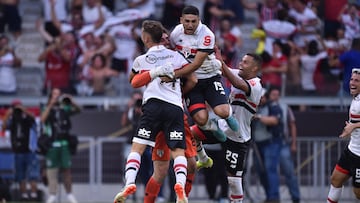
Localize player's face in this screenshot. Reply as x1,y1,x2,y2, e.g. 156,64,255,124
238,55,256,79
180,14,200,35
269,89,280,102
350,70,360,96
160,32,170,48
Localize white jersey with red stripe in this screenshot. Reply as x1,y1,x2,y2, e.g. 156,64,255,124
347,94,360,156
170,22,220,79
132,45,189,109
218,69,263,142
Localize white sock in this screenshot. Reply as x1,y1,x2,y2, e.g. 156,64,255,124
124,152,141,186
173,156,187,187
228,176,244,203
226,105,233,119
196,141,209,162
327,184,343,203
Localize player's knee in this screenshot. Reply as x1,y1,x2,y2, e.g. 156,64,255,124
213,104,230,119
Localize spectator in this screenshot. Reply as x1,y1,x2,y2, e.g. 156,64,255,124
260,40,288,91
38,32,81,95
161,0,184,30
107,9,143,74
288,0,320,49
77,53,119,96
242,0,283,28
285,40,302,96
216,18,243,57
336,27,352,54
41,0,68,39
329,37,360,95
323,0,347,37
127,0,156,20
82,0,111,26
202,0,235,32
252,87,284,203
268,87,301,203
0,0,21,40
2,100,40,201
337,3,360,41
0,34,22,95
261,8,296,55
222,0,245,25
299,39,327,95
40,88,81,203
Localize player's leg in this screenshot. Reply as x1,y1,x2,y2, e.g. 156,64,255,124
171,148,188,203
114,142,148,203
327,148,352,203
145,131,171,203
205,75,239,131
186,79,227,141
183,117,197,196
224,140,250,203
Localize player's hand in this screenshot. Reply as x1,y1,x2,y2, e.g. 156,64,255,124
150,62,174,79
339,121,353,138
202,59,222,73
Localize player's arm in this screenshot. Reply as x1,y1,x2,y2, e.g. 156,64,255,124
215,46,251,94
130,64,174,88
339,121,360,138
174,50,208,78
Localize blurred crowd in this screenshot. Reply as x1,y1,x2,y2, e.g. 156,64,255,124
0,0,358,97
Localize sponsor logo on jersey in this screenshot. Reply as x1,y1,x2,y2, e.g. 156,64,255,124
138,128,151,139
145,54,174,64
169,130,183,140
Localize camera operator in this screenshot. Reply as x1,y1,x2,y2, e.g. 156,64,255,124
40,88,81,203
2,100,40,201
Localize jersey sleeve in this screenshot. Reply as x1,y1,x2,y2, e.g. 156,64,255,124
197,26,215,50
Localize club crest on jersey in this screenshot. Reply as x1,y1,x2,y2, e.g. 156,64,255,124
182,47,192,58
203,35,211,46
156,149,164,158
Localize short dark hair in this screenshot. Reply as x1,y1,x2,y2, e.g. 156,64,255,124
246,53,263,67
142,20,163,43
182,5,199,16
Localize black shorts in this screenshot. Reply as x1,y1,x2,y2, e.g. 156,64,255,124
337,147,360,188
185,75,228,116
133,98,185,150
223,139,250,176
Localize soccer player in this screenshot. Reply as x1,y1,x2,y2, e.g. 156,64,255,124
326,68,360,202
113,20,189,203
143,30,198,203
169,5,240,169
193,51,263,202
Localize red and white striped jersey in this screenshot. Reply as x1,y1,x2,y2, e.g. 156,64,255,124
170,22,220,79
219,69,263,142
348,94,360,156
